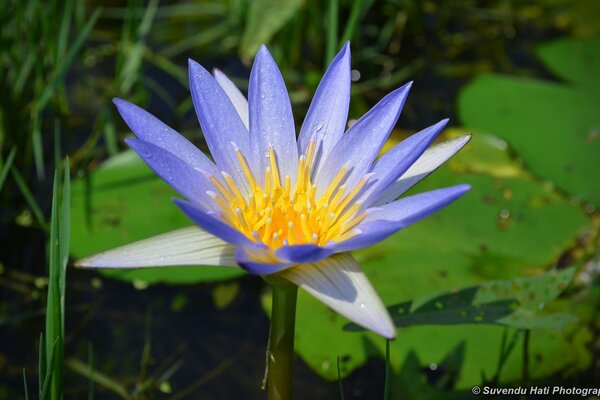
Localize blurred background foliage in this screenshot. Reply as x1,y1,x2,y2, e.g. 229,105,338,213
1,0,599,398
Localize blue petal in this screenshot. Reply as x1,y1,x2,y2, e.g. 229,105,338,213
114,99,219,176
236,246,292,275
374,135,472,205
359,119,448,206
173,198,254,247
332,184,471,252
297,42,351,174
213,69,249,129
315,82,412,197
248,45,298,185
126,138,216,208
189,60,252,193
275,244,334,264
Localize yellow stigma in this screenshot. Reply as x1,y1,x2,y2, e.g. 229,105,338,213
210,141,368,249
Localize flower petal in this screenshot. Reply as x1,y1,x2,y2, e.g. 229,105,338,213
359,119,448,206
297,42,351,173
236,246,292,275
374,135,472,205
75,227,237,268
213,69,249,130
333,184,471,252
126,138,216,208
173,198,255,247
315,82,412,197
113,98,219,175
280,253,395,338
275,244,334,264
189,60,252,192
248,45,298,185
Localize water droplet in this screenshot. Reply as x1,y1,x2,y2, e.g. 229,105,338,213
260,92,266,99
314,122,324,132
499,209,510,219
429,363,438,371
359,303,366,309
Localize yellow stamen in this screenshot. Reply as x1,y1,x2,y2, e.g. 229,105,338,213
210,146,365,249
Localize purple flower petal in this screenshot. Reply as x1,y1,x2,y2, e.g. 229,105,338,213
173,198,255,247
359,119,448,206
297,42,351,174
126,138,217,208
236,246,292,275
315,82,412,197
113,98,219,176
275,244,334,264
333,184,471,252
280,253,395,338
189,60,253,193
76,227,237,268
374,135,472,205
248,45,298,185
213,69,249,129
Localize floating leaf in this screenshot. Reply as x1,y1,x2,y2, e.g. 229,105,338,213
459,37,600,207
345,267,577,331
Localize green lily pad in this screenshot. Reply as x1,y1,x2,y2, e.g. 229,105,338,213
70,150,245,284
458,37,600,207
345,267,577,332
278,130,591,387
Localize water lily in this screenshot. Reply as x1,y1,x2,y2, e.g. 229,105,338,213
77,43,470,340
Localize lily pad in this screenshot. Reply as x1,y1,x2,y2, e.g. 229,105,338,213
345,267,577,332
70,150,245,284
278,130,591,387
458,37,600,207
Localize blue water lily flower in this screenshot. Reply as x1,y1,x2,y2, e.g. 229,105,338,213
77,43,471,338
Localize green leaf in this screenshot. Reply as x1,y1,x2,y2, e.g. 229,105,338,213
239,0,303,60
459,37,600,207
281,130,591,387
70,151,244,284
345,267,577,332
45,169,66,400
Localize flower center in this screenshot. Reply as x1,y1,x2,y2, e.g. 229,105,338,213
208,139,368,249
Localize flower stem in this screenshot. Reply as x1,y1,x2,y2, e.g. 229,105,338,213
266,284,298,400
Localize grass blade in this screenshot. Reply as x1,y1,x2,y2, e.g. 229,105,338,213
0,147,16,193
46,169,62,400
340,0,370,44
119,0,159,93
40,338,59,400
383,339,391,400
59,159,70,336
325,0,339,68
11,166,47,228
38,333,46,397
66,358,131,400
35,8,102,113
23,368,30,400
44,163,70,400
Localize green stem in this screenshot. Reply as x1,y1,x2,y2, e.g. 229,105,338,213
266,284,298,400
